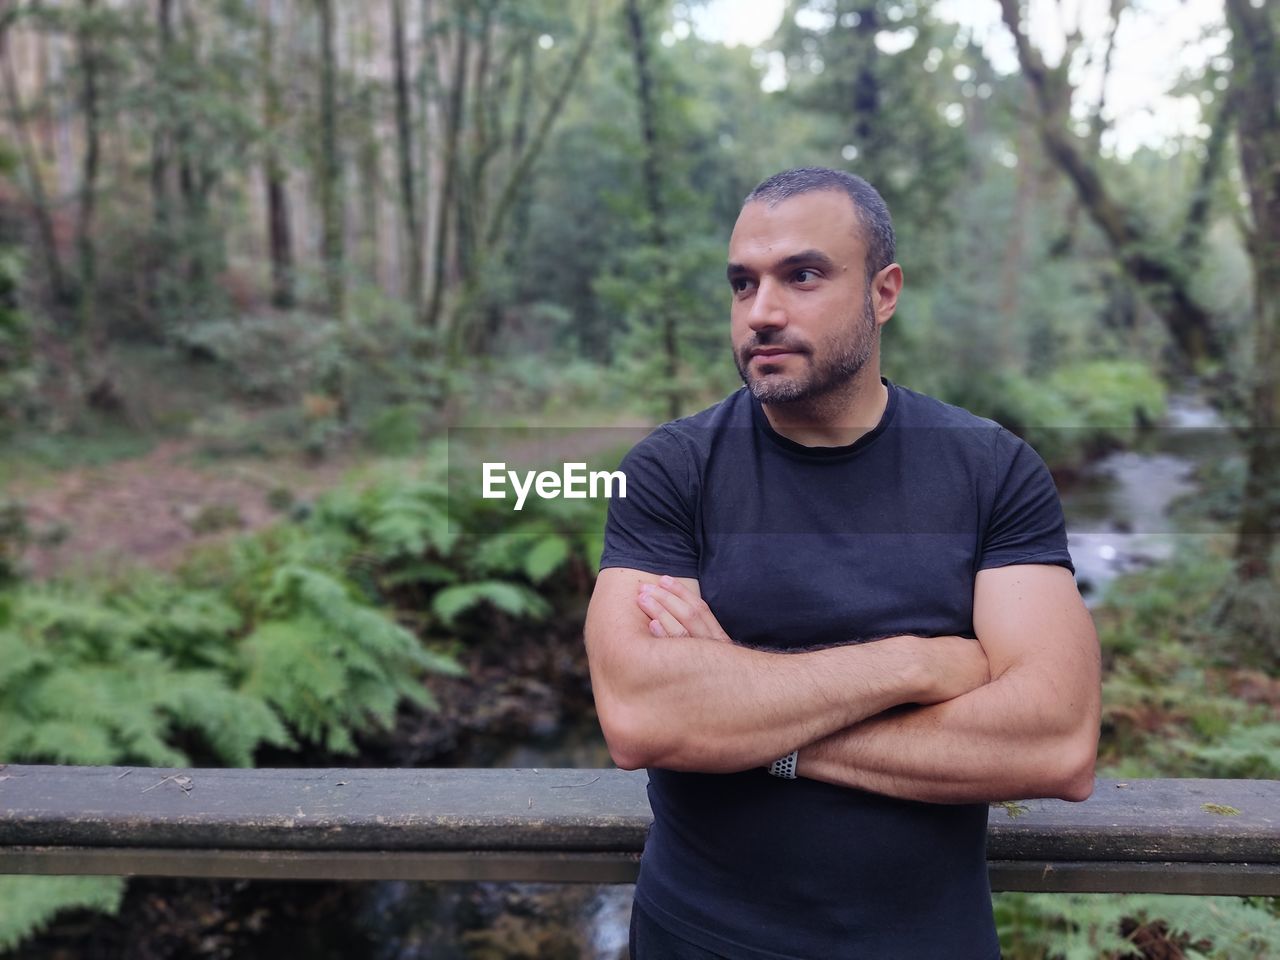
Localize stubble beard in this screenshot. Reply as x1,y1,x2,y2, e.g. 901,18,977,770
735,287,879,405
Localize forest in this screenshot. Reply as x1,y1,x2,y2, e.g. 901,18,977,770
0,0,1277,956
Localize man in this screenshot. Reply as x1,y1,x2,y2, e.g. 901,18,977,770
583,167,1101,959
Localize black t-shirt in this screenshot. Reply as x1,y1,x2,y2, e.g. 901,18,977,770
599,380,1074,960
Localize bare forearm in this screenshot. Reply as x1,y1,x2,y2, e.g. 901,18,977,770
797,666,1099,803
593,633,933,773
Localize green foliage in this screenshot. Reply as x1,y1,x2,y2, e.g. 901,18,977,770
1091,544,1280,781
996,893,1280,960
433,579,551,627
987,542,1280,957
0,461,610,952
0,245,35,430
0,876,125,953
776,1,970,249
0,581,291,768
958,361,1167,469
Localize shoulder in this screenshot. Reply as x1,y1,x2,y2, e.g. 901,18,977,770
614,390,749,500
889,383,1052,486
627,389,751,461
892,383,1004,433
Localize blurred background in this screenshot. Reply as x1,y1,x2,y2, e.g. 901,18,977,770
0,0,1277,956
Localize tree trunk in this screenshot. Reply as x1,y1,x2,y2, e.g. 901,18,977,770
391,0,421,309
75,0,101,362
261,0,295,308
996,0,1221,367
148,0,175,317
1225,0,1280,582
624,0,680,420
422,3,468,333
0,18,71,309
316,0,344,318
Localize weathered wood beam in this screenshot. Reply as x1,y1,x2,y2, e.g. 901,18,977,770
1,768,1276,893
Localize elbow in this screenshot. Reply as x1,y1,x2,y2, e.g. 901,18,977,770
1051,731,1099,803
597,701,732,772
604,735,651,772
1056,768,1095,803
596,701,663,771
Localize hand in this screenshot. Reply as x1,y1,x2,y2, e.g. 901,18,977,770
911,635,991,703
636,576,732,642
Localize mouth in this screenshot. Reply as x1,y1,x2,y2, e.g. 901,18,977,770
750,349,803,362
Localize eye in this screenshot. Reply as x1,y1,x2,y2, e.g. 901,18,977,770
729,277,754,294
793,269,819,284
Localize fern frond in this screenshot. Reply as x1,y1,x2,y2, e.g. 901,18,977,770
0,876,125,952
523,534,570,583
0,627,50,690
157,670,295,767
432,580,551,626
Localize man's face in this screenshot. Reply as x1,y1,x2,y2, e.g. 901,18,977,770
727,191,881,405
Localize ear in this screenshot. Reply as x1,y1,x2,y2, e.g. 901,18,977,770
871,264,903,326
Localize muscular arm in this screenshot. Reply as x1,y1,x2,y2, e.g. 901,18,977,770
584,567,990,773
796,564,1101,803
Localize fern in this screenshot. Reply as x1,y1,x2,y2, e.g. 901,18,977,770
241,562,462,753
366,484,456,560
0,876,125,952
996,893,1280,960
523,534,571,583
432,580,551,626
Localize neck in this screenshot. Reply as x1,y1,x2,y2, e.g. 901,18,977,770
760,367,888,448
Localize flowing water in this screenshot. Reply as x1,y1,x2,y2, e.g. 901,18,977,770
1059,389,1232,605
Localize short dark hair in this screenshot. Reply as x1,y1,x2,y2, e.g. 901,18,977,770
744,167,896,280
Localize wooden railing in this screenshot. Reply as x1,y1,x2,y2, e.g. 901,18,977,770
1,766,1276,895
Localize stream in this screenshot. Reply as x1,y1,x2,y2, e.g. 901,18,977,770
1059,389,1231,605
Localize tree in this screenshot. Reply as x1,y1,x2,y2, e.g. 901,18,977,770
391,0,421,310
997,0,1279,597
261,0,295,308
420,0,598,354
1223,0,1279,585
774,0,969,262
315,0,344,317
995,0,1221,367
623,0,679,419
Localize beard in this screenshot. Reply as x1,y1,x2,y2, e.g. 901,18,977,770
735,287,878,405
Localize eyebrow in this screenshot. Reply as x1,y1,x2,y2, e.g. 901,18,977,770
726,249,837,281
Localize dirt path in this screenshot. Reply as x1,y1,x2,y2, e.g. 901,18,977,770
7,415,656,580
9,440,353,579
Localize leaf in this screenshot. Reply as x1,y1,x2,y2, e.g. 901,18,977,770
432,581,550,626
1200,802,1241,817
381,561,460,588
523,534,570,583
0,876,126,952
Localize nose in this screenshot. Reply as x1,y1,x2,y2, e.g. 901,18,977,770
747,277,786,332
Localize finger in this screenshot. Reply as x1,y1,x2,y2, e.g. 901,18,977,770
647,618,668,637
643,583,698,624
657,577,731,642
637,590,690,637
645,586,721,640
658,576,699,601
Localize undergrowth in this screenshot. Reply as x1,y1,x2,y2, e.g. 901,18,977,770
0,454,609,952
995,544,1280,959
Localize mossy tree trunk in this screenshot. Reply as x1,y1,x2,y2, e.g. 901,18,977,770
1225,0,1280,584
624,0,680,421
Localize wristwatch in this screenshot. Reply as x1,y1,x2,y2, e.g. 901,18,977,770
768,750,798,779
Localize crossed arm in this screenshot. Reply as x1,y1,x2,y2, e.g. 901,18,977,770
583,564,1100,803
